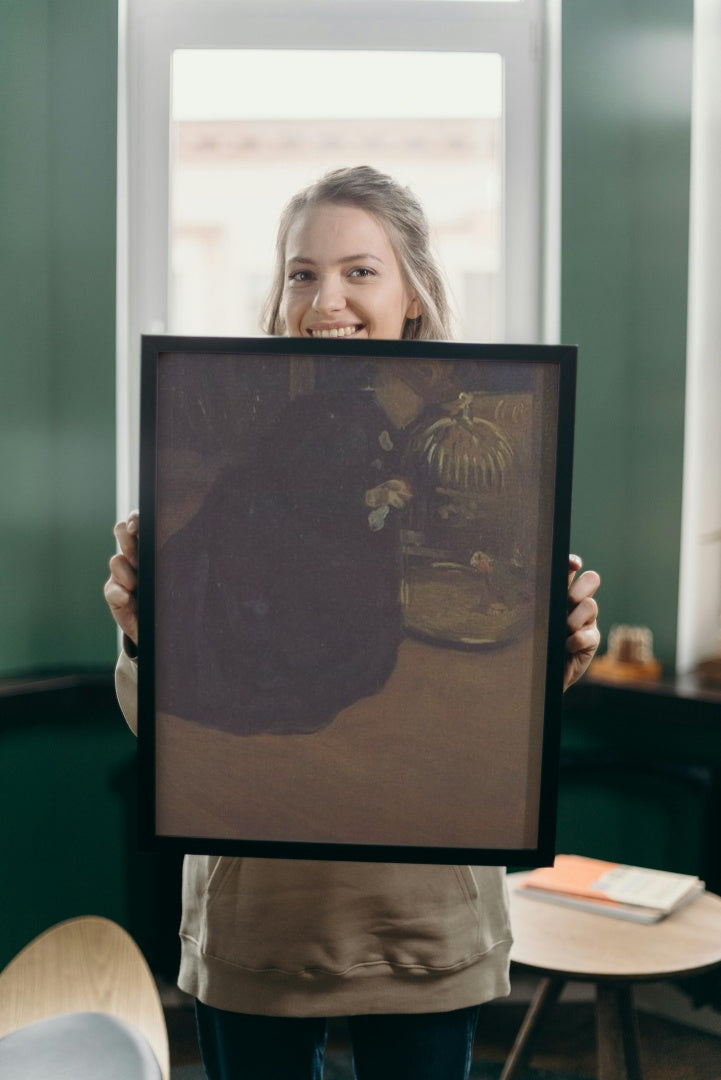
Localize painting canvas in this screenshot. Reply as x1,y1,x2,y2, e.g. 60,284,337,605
138,336,576,864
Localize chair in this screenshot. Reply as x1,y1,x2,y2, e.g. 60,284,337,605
0,915,170,1079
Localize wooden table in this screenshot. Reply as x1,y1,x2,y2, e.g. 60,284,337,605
503,873,721,1080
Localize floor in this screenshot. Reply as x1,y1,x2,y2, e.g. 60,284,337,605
474,999,721,1079
165,983,721,1079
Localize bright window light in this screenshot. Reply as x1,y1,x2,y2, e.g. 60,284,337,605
170,50,504,341
173,50,502,121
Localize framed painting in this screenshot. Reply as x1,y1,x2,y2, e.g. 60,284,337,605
137,336,576,865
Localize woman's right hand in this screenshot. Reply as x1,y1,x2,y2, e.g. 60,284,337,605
104,510,139,646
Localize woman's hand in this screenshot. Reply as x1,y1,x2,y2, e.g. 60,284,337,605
103,510,139,646
564,554,601,691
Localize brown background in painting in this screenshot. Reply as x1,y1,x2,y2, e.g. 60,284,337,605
155,632,542,850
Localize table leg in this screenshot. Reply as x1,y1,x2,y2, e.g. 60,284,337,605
499,976,565,1080
596,982,643,1080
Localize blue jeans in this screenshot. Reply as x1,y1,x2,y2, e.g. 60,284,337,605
195,1000,481,1080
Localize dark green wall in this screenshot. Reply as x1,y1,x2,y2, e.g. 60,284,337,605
562,0,693,669
555,0,705,892
0,0,136,969
0,683,182,974
558,681,721,882
0,0,118,675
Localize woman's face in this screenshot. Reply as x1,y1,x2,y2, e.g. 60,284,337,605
281,203,421,340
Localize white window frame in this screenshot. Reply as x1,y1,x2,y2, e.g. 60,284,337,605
676,0,721,674
116,0,559,512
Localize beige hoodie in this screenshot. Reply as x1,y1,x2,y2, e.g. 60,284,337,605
116,650,512,1016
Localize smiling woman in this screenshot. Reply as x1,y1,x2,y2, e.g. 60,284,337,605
263,166,453,342
106,153,598,1080
282,205,420,340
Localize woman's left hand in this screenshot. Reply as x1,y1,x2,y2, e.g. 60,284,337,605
564,554,601,691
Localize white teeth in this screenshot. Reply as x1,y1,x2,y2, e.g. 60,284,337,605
310,326,359,338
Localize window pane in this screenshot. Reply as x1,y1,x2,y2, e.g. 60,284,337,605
170,50,503,341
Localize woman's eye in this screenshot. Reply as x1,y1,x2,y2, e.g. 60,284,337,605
349,267,375,279
288,269,313,283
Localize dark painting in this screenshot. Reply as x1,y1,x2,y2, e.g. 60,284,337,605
138,337,576,864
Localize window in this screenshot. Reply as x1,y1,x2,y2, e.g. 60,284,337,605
118,0,557,509
169,49,503,340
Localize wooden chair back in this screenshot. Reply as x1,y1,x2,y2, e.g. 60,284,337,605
0,915,169,1080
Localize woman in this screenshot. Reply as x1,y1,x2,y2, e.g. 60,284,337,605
105,166,601,1080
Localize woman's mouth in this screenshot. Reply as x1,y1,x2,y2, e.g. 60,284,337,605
307,324,364,339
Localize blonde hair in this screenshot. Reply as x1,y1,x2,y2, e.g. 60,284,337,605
262,166,454,341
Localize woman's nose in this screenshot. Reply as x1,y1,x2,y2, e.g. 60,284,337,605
312,274,345,314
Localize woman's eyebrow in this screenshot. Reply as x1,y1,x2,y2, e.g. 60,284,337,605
286,253,384,266
339,253,384,264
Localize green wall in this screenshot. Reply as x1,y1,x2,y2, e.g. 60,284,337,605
0,0,134,969
0,0,118,675
562,0,693,669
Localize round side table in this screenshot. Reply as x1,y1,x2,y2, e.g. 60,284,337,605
503,872,721,1080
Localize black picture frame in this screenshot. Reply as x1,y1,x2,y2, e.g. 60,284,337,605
138,335,576,865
